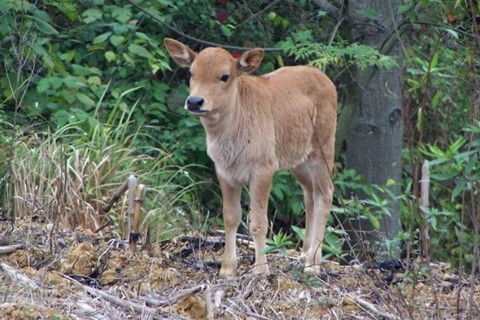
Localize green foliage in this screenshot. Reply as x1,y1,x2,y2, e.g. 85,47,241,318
265,230,294,254
279,30,397,69
334,169,395,230
270,167,395,263
323,226,349,261
416,124,479,267
401,0,479,271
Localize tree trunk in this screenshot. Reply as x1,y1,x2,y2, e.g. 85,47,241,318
343,0,404,259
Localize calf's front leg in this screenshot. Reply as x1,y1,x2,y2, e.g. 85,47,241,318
217,174,242,277
248,167,273,274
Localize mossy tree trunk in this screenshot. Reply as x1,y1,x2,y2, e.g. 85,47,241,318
340,0,404,258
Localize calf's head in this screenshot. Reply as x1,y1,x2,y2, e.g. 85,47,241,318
164,38,264,116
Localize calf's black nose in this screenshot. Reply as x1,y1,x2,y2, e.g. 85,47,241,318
186,96,204,111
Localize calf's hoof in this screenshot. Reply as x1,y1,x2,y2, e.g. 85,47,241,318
252,264,270,275
303,264,321,275
219,267,236,278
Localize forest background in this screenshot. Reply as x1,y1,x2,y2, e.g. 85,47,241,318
0,0,479,275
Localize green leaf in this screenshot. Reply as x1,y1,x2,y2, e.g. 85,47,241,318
359,8,379,19
76,93,96,108
105,51,116,62
291,225,305,241
430,52,439,70
368,215,381,229
63,76,85,89
110,35,124,46
386,178,396,186
37,78,50,93
448,137,466,154
220,25,232,37
431,172,458,180
93,32,112,44
112,6,131,23
135,32,154,45
87,76,102,87
60,50,76,63
49,77,63,90
128,44,153,59
82,8,102,23
452,179,466,199
0,0,10,12
30,15,59,35
266,12,277,21
444,28,459,39
71,64,94,76
431,91,442,108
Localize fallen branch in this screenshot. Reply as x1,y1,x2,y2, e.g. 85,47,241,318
313,277,400,320
204,285,214,320
1,263,40,290
345,294,400,320
0,243,25,255
63,274,189,320
208,231,256,249
146,284,207,307
227,298,273,320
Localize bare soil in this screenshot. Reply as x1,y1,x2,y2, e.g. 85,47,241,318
0,219,478,320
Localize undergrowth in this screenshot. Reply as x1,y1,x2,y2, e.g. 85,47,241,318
1,110,207,241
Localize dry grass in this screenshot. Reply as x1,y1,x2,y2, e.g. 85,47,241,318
4,119,205,239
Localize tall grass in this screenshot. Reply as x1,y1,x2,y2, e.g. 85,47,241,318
1,102,207,240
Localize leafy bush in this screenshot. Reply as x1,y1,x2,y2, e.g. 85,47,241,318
279,30,397,70
418,124,479,270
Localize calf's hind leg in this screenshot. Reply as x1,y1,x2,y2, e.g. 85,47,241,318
248,167,274,274
292,165,314,258
303,156,334,274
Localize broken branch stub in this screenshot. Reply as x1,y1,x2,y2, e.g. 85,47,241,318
129,181,145,250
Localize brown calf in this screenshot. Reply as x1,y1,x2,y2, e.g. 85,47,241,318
164,38,337,276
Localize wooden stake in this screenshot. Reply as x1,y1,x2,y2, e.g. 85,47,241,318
129,181,145,250
132,184,145,232
420,160,431,260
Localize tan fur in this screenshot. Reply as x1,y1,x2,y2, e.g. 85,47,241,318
164,38,337,276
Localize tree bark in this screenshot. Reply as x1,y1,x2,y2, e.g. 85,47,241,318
343,0,404,258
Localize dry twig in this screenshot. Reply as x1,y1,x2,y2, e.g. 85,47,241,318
0,243,25,255
99,180,129,215
1,263,40,290
345,293,400,320
63,274,188,320
146,284,208,307
204,285,214,320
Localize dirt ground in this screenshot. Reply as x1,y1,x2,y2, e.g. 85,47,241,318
0,219,479,320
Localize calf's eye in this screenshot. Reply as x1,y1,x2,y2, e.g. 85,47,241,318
220,74,229,82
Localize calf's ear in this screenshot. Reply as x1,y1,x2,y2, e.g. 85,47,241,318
237,49,264,73
164,38,197,67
